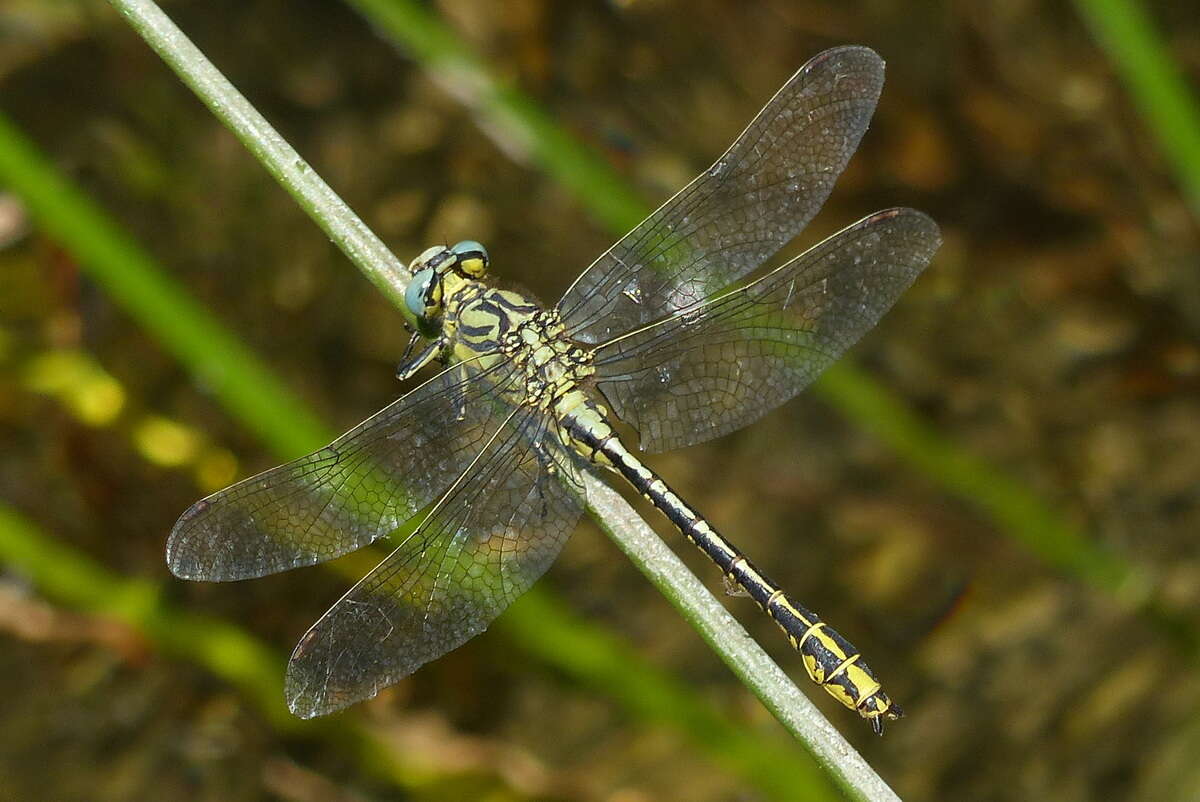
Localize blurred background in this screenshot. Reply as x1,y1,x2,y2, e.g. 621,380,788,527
2,0,1199,800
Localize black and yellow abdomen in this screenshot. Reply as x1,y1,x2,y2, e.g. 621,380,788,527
559,410,901,733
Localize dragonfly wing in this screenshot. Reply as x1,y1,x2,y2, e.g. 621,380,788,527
167,359,522,581
592,208,941,452
557,46,885,344
285,407,587,718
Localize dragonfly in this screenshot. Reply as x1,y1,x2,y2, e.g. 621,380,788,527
167,45,940,733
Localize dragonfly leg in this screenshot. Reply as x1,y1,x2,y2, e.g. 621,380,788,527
528,440,561,519
396,332,444,381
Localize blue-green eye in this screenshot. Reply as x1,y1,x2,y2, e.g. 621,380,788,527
405,268,440,318
451,240,489,278
451,240,485,256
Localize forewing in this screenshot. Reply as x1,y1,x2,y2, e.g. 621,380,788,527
592,208,941,452
285,408,587,718
167,359,522,581
557,46,885,343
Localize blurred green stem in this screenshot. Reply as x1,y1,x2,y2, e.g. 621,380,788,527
0,114,325,460
0,504,438,792
0,504,290,724
343,0,648,234
1074,0,1200,217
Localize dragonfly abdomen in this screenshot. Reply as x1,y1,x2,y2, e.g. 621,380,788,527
564,415,902,733
756,581,900,732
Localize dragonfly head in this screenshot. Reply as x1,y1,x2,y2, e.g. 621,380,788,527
405,241,491,332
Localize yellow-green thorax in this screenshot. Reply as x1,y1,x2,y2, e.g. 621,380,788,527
443,276,596,411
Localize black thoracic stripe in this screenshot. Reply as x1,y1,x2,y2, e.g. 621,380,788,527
473,299,503,319
492,294,540,315
457,320,496,338
465,296,539,337
507,302,542,316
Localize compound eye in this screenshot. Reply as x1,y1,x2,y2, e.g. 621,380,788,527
411,245,453,272
451,239,489,278
404,268,442,319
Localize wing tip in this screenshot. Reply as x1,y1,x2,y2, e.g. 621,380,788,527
804,44,885,84
285,632,369,719
165,556,198,581
816,44,883,64
285,694,325,720
166,498,253,582
778,46,886,109
165,499,208,580
165,546,218,582
865,207,943,251
165,496,316,582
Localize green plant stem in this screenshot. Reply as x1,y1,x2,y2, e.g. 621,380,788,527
1074,0,1200,217
107,0,415,321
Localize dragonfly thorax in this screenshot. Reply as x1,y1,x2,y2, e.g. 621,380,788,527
500,308,595,409
439,278,595,411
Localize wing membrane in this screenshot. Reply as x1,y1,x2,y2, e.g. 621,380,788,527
592,208,941,452
167,359,521,581
284,407,587,718
558,46,885,343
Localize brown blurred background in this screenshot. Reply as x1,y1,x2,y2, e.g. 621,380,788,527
2,1,1199,800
